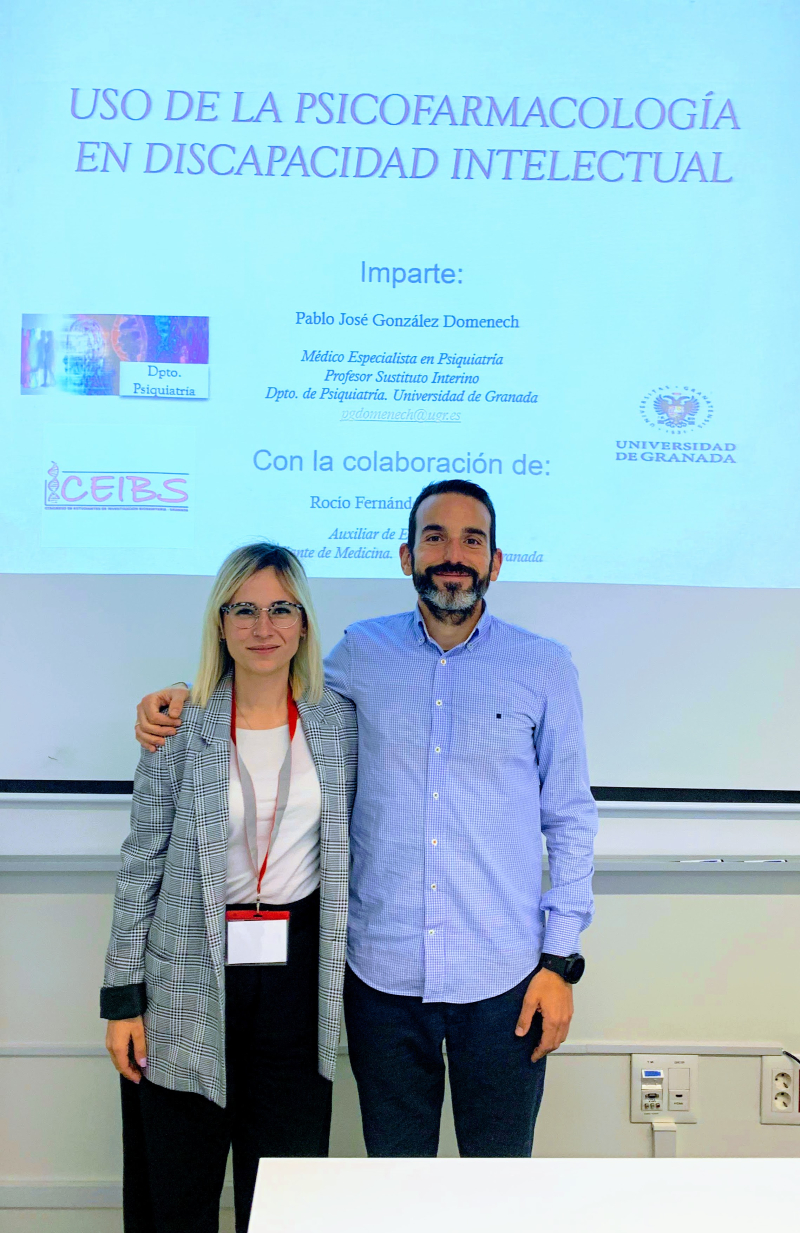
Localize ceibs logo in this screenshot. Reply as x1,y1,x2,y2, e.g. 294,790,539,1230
44,462,189,509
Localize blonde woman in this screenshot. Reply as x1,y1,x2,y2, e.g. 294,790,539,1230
101,543,356,1233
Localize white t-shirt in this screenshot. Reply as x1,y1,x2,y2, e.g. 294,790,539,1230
226,723,321,905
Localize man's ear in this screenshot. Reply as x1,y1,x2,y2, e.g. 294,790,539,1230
489,548,503,581
399,543,413,577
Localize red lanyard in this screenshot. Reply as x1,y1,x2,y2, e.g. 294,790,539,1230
230,686,298,911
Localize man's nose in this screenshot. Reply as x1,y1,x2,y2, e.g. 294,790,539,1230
442,539,467,561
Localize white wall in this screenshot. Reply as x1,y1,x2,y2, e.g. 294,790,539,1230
3,569,800,1231
3,861,800,1231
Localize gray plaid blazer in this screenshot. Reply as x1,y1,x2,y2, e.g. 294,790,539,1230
101,675,356,1107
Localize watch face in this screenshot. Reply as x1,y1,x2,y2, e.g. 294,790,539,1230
565,954,586,983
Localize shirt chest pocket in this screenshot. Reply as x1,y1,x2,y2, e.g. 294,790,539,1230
450,692,536,766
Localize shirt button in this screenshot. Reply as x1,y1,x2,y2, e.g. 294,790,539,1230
434,746,441,753
431,839,438,846
431,883,437,889
433,791,439,799
436,699,442,706
440,658,446,665
429,929,435,935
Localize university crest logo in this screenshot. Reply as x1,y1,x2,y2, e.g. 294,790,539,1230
639,386,713,433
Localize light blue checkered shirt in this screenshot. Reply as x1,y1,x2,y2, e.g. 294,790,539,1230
324,605,597,1003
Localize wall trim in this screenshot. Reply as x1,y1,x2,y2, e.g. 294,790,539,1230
3,780,800,804
3,854,800,876
0,1040,787,1059
3,793,799,819
0,1180,234,1209
0,1043,108,1057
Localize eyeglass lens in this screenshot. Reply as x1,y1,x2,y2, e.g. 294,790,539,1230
226,603,300,628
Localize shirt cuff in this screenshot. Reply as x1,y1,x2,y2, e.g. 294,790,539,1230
100,983,147,1020
542,912,583,957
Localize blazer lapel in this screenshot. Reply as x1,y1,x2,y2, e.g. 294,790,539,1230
193,676,233,982
297,695,331,798
296,696,336,884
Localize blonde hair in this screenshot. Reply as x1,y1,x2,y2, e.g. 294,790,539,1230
192,543,324,708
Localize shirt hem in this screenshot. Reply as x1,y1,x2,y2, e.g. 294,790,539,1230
346,953,543,1005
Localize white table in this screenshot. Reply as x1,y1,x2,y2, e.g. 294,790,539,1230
250,1157,799,1233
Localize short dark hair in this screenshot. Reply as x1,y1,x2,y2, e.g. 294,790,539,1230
406,480,497,556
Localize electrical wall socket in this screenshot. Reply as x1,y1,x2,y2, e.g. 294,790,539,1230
760,1056,800,1124
630,1054,699,1124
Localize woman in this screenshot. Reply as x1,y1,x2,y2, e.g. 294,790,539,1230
101,543,357,1233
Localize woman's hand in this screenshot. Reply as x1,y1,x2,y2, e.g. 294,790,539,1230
105,1016,148,1083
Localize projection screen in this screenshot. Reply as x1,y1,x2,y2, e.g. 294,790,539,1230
1,0,798,795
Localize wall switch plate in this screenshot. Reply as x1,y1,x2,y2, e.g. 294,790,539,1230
630,1054,699,1124
760,1056,800,1124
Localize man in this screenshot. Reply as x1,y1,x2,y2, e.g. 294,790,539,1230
136,479,597,1156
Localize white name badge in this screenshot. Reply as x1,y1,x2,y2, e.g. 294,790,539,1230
226,911,289,966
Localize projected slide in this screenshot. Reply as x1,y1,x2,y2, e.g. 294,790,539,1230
1,0,798,585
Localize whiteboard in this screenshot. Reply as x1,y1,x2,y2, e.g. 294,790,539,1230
1,573,797,791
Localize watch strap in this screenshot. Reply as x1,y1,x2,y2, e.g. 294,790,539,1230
537,952,585,984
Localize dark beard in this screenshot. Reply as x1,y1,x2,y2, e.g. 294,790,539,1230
412,560,490,625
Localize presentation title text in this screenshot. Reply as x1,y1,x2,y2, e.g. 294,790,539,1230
69,88,740,184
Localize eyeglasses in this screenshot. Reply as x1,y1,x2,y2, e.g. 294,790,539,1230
220,601,305,630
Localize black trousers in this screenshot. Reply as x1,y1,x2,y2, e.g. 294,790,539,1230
344,965,547,1157
121,889,332,1233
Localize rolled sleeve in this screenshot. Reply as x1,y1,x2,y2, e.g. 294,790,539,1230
100,982,147,1020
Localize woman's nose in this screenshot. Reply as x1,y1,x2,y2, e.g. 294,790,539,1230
252,610,273,633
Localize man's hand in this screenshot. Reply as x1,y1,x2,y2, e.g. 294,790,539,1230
135,686,189,752
515,967,574,1062
105,1015,147,1083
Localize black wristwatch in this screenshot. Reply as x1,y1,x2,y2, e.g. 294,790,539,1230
536,952,585,984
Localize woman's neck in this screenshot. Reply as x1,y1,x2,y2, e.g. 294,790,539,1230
234,666,290,730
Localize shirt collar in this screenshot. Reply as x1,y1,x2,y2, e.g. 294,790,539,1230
412,601,492,651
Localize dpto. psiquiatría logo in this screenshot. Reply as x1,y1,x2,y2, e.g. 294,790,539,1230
639,385,714,434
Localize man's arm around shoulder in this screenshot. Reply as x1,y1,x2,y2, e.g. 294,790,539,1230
135,683,190,751
323,632,354,701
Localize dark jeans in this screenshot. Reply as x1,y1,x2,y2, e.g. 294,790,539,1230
344,965,547,1157
120,889,331,1233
